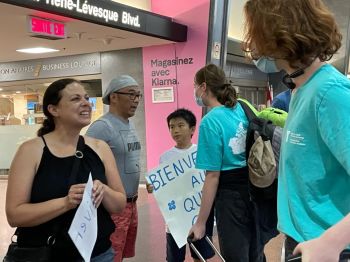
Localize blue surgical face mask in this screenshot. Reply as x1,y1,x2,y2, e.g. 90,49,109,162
194,89,205,107
253,57,280,73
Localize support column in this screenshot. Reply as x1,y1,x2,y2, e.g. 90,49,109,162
206,0,231,67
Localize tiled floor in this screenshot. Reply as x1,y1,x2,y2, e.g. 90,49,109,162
0,181,283,261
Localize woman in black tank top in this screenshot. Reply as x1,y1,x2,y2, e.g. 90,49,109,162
5,79,126,261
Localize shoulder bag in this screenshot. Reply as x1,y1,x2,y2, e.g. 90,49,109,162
3,136,85,262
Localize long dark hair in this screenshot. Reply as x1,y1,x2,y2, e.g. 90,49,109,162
195,64,237,107
37,78,80,137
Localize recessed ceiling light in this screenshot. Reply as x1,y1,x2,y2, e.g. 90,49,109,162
16,47,60,54
0,88,3,91
15,91,21,94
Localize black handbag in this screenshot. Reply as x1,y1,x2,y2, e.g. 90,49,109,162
3,136,85,262
3,234,54,262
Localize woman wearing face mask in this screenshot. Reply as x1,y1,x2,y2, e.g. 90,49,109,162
189,64,265,261
244,0,350,262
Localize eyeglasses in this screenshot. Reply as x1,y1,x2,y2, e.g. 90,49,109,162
114,91,143,101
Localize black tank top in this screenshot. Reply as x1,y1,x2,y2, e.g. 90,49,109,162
17,136,115,260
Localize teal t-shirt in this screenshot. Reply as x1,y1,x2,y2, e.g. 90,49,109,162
196,104,248,171
278,64,350,242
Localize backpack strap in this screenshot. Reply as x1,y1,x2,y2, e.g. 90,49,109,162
237,100,257,159
237,99,257,122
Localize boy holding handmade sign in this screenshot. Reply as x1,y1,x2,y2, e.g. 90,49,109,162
147,108,214,262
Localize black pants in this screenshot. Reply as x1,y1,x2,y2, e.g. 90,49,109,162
215,189,266,262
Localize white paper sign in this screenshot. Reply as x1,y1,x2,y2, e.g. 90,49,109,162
145,148,205,248
68,173,97,262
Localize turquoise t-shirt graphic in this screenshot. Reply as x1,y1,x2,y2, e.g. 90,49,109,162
196,104,248,171
278,64,350,242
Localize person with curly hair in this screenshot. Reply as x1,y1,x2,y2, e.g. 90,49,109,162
243,0,350,261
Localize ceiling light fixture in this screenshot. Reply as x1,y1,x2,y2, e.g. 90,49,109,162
0,88,3,91
16,47,60,54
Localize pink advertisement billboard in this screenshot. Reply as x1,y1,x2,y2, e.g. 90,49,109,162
143,1,210,169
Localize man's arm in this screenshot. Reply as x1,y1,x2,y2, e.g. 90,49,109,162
294,214,350,262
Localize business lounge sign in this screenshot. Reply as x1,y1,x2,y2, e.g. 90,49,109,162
0,53,101,82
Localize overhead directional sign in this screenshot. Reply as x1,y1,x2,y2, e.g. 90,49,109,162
0,0,187,42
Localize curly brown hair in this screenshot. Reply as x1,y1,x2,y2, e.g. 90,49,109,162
195,64,237,107
243,0,342,69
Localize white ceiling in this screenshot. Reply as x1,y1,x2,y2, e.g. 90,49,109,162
0,2,173,63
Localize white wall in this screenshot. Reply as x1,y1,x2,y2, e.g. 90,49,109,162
228,0,247,41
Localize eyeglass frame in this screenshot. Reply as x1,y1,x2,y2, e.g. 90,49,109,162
113,91,143,100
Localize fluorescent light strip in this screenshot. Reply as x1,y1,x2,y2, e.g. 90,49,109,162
16,47,59,54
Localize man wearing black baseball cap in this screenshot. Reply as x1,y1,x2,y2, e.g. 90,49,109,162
87,75,142,261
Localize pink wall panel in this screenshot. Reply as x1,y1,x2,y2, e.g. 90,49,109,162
151,0,208,17
143,1,210,169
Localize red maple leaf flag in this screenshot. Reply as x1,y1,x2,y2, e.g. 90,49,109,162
266,83,273,107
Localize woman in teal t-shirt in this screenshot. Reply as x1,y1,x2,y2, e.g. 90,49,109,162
243,0,350,261
188,64,265,261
